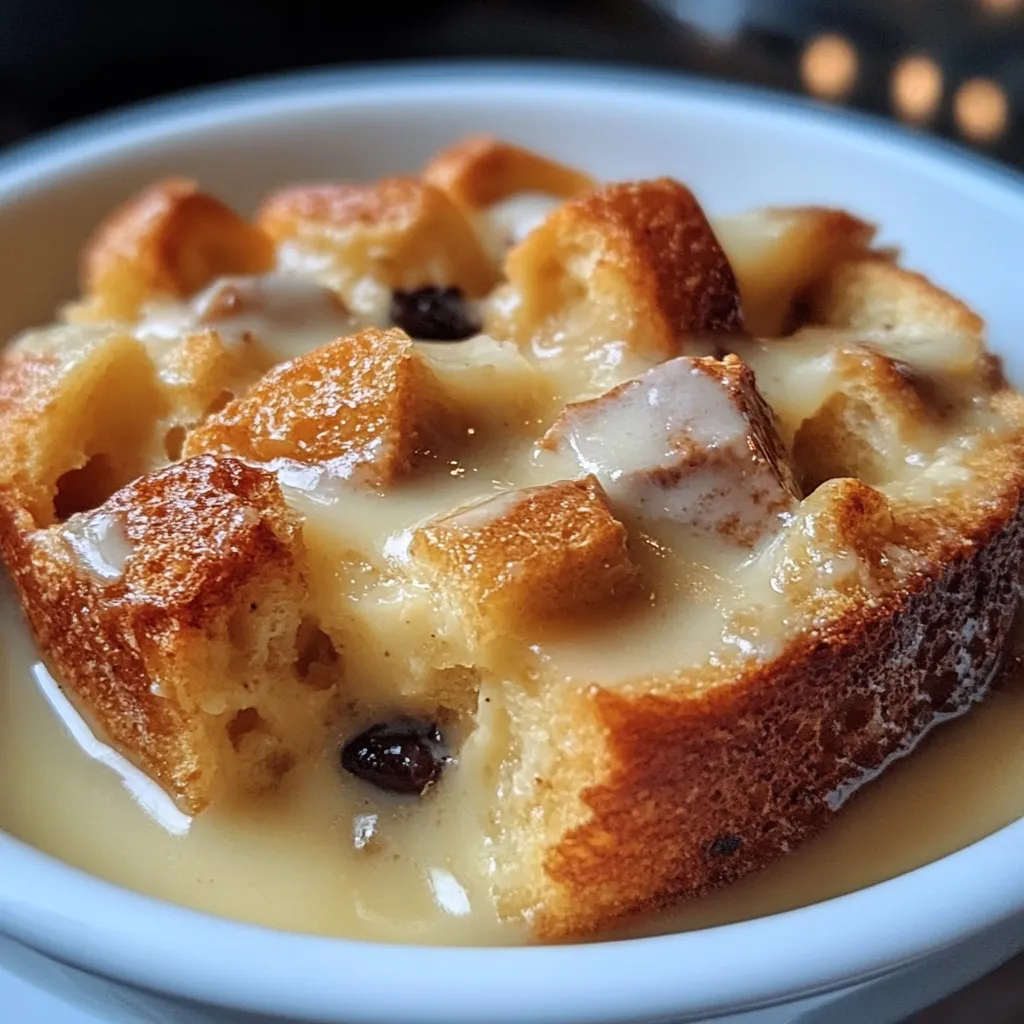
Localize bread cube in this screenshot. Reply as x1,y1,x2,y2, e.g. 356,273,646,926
409,476,641,641
792,345,933,490
0,325,168,526
541,355,798,545
136,275,356,461
423,136,596,209
770,477,899,609
424,137,598,262
712,207,876,336
73,178,274,320
184,327,462,486
495,179,743,359
138,275,356,462
140,327,274,462
256,178,498,320
805,258,984,377
2,455,335,813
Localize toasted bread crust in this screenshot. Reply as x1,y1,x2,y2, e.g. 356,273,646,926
184,327,458,485
77,178,274,320
411,476,641,639
563,179,744,339
256,177,498,298
422,135,597,208
529,438,1024,937
501,178,743,357
0,456,312,811
771,478,898,611
259,177,426,236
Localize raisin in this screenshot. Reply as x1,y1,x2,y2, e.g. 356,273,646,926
340,720,447,795
709,835,742,857
390,286,480,341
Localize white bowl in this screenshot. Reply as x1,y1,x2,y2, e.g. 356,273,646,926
1,63,1024,1024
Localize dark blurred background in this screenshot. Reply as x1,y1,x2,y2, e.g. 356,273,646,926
1,0,1023,168
2,3,1021,1021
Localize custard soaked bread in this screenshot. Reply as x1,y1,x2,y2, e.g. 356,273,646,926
2,139,1023,939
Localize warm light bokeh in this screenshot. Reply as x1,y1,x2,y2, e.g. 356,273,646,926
801,34,859,100
955,77,1009,141
892,55,943,123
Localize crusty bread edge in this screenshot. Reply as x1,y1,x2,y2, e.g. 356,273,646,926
535,460,1024,939
0,457,307,813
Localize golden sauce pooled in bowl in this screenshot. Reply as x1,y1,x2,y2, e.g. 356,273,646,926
2,588,1024,945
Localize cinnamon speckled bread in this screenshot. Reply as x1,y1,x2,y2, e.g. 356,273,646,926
2,139,1023,940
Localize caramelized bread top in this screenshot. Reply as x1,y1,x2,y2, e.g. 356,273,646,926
0,455,311,808
423,135,597,209
183,327,463,485
73,178,274,321
498,178,744,361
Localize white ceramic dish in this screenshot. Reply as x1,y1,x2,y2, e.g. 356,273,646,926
1,63,1024,1024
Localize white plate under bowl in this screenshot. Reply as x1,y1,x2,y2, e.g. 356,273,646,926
1,62,1024,1024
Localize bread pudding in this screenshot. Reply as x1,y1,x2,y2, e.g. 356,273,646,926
1,136,1024,942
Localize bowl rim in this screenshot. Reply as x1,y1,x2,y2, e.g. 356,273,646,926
2,60,1024,1024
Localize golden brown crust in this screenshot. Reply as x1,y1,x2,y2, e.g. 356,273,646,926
259,177,424,235
103,456,300,621
770,478,899,611
256,177,498,299
498,178,743,358
532,440,1024,936
76,178,274,320
410,476,641,640
0,455,328,812
422,136,597,208
184,327,460,486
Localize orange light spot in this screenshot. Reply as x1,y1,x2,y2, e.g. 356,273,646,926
801,34,859,101
892,56,943,123
955,78,1009,142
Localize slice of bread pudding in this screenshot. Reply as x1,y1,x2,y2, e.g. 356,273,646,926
2,140,1023,940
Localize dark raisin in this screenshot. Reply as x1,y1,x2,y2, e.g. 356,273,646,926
709,835,742,857
390,286,480,341
340,720,447,795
